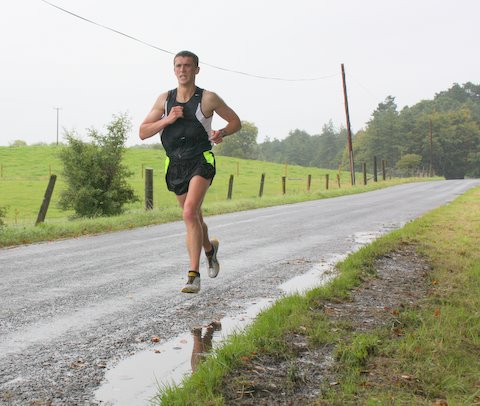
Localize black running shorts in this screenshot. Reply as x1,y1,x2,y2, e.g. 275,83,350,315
165,151,216,196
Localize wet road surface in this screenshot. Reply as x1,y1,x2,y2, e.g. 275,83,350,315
0,180,478,405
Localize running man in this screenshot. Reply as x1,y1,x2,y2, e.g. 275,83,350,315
139,50,241,293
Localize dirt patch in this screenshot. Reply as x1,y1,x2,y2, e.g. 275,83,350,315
220,244,431,405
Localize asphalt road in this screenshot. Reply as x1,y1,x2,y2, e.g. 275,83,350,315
0,179,478,405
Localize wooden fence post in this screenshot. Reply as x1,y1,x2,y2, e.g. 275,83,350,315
337,174,341,188
307,174,311,192
373,156,378,182
363,163,367,185
259,173,265,197
325,174,329,190
282,176,286,195
382,160,386,181
227,174,234,199
145,168,154,210
36,174,57,226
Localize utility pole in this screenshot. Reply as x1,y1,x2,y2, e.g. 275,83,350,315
429,119,433,177
54,107,62,145
341,64,355,185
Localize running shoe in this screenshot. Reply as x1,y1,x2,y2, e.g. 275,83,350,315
206,238,220,278
181,271,201,293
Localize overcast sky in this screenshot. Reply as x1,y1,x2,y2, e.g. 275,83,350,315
1,0,479,147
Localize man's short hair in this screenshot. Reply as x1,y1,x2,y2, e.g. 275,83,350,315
174,50,199,67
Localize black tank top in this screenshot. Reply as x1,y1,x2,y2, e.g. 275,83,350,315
160,86,213,160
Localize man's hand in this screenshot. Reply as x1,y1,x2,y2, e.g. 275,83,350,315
167,106,184,124
209,129,225,144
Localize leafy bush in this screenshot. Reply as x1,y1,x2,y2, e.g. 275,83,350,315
58,113,139,217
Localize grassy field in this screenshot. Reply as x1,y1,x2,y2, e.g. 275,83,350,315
0,144,352,224
156,185,480,405
0,144,417,247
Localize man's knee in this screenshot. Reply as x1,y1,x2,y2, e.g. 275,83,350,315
183,205,200,224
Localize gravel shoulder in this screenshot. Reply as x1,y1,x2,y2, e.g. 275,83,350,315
0,254,316,406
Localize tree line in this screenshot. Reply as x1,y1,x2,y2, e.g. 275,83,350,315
216,82,480,179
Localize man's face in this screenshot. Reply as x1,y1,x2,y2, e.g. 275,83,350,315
174,56,199,85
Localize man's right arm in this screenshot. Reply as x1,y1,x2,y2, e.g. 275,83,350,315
139,92,184,140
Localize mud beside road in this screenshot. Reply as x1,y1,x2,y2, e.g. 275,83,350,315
220,244,430,405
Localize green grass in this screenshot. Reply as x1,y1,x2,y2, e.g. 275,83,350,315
0,145,353,223
155,186,480,405
0,145,425,247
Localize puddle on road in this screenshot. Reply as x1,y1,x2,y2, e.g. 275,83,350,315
95,230,388,405
94,298,274,406
350,224,403,247
279,254,345,295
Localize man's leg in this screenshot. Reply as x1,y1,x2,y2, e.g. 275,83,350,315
200,208,220,278
199,210,213,254
176,175,211,272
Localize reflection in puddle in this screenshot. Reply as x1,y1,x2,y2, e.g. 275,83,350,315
191,321,221,372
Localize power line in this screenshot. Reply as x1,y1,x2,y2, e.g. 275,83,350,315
347,74,380,101
40,0,338,82
53,107,61,145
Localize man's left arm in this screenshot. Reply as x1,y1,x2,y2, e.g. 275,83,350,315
205,91,241,144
